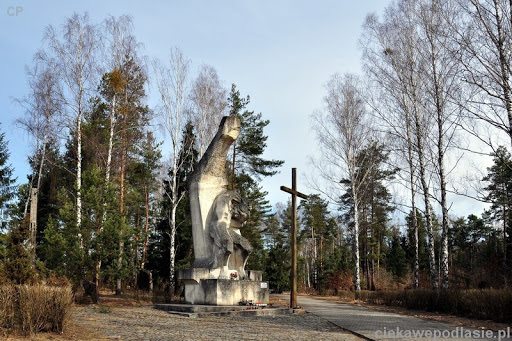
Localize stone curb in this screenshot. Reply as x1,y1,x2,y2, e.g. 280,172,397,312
154,304,292,318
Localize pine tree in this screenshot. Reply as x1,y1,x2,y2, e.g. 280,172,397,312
4,217,37,284
483,146,512,276
339,141,396,290
405,209,430,276
386,228,408,280
228,84,284,183
0,124,16,224
450,214,491,287
299,194,338,291
25,140,63,264
153,122,197,293
263,204,292,293
227,84,284,270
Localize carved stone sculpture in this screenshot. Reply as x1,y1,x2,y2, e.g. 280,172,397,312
180,115,268,305
188,115,251,278
208,190,252,278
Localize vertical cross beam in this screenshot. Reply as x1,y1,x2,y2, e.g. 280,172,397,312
280,168,308,309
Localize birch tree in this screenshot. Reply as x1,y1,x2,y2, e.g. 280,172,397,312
102,15,139,190
38,12,101,249
451,0,512,148
153,47,190,296
190,64,227,157
15,64,61,261
362,0,439,289
312,73,375,294
450,0,512,280
101,14,144,296
417,0,462,289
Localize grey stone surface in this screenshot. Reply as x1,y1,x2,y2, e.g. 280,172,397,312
180,116,268,305
188,115,242,271
154,303,292,318
187,115,251,277
292,295,512,341
184,278,269,305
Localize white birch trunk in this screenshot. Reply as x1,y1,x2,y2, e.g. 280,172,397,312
105,94,116,186
77,109,83,249
413,106,438,290
352,181,361,293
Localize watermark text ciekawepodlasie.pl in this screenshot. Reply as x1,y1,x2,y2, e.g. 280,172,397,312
375,327,511,340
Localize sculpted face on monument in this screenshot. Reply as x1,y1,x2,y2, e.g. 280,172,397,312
226,191,249,229
208,190,251,277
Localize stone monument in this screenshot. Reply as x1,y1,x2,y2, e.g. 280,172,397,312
179,115,269,305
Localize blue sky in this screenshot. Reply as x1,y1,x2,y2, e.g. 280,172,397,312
0,1,486,219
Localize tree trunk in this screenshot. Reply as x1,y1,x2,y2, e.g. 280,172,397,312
438,117,450,290
405,112,420,289
168,144,179,298
77,111,83,249
352,182,361,295
311,224,315,288
117,110,127,296
168,204,177,298
93,261,100,304
414,109,438,290
428,32,450,290
105,94,116,186
29,188,38,266
27,137,48,266
492,0,512,144
141,187,151,272
504,205,508,269
95,94,117,302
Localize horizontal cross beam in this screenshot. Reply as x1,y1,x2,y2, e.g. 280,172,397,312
280,186,308,200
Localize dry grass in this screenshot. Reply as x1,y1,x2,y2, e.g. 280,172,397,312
359,289,512,323
0,284,73,336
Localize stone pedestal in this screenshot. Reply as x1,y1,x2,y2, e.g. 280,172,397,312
179,268,269,305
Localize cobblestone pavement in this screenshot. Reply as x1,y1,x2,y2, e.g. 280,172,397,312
71,305,363,340
294,295,512,341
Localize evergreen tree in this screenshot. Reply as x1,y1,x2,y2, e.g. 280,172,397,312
449,214,492,287
386,228,408,280
263,204,292,293
483,146,512,273
4,217,37,284
128,131,162,290
339,141,396,290
228,84,284,182
265,243,289,293
0,232,6,260
24,139,63,263
227,84,284,271
405,209,430,275
113,55,151,294
170,122,197,273
299,194,338,291
0,124,16,225
152,122,197,292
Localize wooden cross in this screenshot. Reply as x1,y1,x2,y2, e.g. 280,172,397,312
280,168,308,309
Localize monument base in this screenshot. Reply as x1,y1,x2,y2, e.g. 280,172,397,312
179,268,269,305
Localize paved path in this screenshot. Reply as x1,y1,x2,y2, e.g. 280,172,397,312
283,295,512,341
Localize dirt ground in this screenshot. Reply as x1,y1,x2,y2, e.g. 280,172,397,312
4,293,507,340
2,294,360,341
